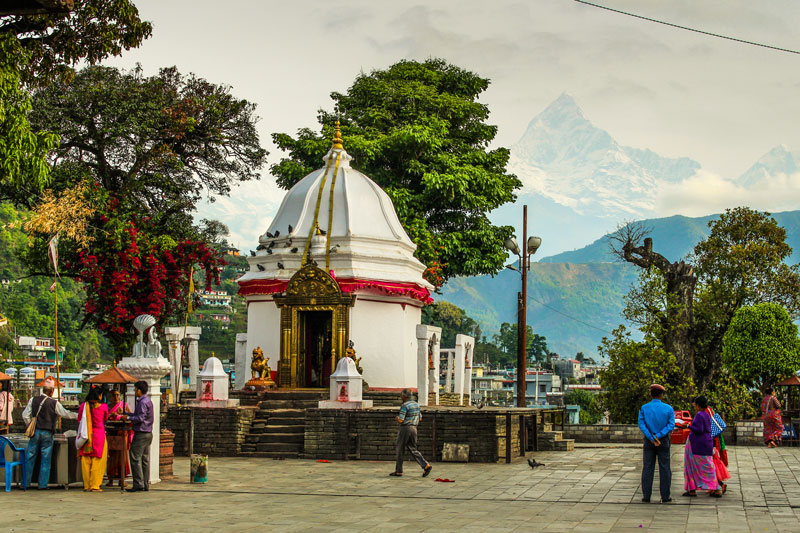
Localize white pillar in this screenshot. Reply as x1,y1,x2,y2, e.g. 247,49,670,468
463,340,474,406
444,351,454,393
165,334,182,405
187,336,200,390
453,334,474,406
416,324,441,407
429,334,441,406
118,355,171,484
234,333,248,390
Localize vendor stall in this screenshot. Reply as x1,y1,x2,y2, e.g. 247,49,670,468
86,367,137,491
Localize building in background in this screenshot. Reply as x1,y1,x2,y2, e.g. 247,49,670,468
198,290,232,308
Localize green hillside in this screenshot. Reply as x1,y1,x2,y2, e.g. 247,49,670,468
442,209,800,359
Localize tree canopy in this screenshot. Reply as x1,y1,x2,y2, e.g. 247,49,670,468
614,207,800,390
271,59,520,286
1,0,152,87
19,65,267,357
722,303,800,391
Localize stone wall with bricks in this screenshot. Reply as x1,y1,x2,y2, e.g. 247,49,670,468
164,406,256,456
563,424,642,444
304,408,534,463
563,421,765,445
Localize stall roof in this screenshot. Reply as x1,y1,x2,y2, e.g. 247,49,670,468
778,375,800,387
85,366,138,384
0,373,10,381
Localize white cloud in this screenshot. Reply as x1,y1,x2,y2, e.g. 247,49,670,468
656,170,800,217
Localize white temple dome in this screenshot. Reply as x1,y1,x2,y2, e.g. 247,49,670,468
262,148,415,249
239,130,432,299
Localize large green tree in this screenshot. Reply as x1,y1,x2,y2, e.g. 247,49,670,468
616,207,800,390
598,326,696,423
492,321,549,363
722,303,800,391
0,0,150,188
18,65,267,356
271,59,520,285
421,301,480,348
1,0,152,87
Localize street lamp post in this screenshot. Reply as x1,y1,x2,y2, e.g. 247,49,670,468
504,205,541,408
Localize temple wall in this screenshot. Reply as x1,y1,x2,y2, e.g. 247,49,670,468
244,298,281,375
349,297,421,389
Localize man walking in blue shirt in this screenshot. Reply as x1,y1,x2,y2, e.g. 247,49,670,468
638,384,675,503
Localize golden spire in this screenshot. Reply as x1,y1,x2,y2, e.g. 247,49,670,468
315,222,323,235
332,119,343,150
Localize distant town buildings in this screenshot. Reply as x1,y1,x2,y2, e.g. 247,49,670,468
198,290,232,307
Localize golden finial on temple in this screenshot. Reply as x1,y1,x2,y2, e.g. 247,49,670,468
332,119,343,150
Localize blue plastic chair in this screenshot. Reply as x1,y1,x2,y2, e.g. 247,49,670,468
0,435,27,491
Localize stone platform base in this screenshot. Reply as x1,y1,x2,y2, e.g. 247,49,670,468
318,400,373,409
184,399,241,408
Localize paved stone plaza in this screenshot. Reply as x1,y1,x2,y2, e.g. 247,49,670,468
2,443,800,532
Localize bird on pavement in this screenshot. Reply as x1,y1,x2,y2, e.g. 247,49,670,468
257,264,265,271
277,262,284,270
527,458,545,469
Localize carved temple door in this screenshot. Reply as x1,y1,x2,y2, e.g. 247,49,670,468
273,264,354,389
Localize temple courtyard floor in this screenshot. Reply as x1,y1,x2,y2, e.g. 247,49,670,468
2,443,800,532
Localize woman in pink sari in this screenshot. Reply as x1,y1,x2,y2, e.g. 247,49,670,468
106,389,131,486
761,387,782,448
683,396,722,498
77,387,109,491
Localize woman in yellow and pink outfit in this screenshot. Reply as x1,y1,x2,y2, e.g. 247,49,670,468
77,387,109,491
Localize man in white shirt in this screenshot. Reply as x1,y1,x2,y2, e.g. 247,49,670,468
22,377,77,489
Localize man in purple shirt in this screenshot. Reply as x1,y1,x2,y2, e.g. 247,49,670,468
123,381,154,492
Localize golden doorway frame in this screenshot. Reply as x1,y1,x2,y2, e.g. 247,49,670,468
273,264,355,388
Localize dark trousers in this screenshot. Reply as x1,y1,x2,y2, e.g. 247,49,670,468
642,438,671,500
130,431,153,489
395,425,428,473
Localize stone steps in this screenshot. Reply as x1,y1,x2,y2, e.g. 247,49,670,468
259,399,321,410
241,405,309,458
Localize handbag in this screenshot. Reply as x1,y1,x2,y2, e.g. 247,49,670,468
24,396,48,437
76,403,90,449
710,410,727,438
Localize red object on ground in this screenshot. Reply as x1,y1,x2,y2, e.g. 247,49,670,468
671,410,692,444
316,460,331,463
434,478,455,482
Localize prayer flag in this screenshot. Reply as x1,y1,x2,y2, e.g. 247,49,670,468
187,267,195,314
48,234,59,291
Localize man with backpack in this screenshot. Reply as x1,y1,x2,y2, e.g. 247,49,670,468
22,377,78,489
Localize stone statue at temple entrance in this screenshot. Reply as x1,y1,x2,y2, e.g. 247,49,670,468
246,346,276,390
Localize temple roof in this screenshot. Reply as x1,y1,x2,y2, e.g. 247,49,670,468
239,126,432,299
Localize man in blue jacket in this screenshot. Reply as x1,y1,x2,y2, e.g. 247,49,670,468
638,384,675,503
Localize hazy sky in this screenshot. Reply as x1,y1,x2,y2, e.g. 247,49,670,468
102,0,800,248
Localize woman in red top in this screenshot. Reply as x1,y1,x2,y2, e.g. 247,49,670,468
106,388,131,486
77,387,109,491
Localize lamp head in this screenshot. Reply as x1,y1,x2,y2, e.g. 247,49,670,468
527,236,542,254
504,237,521,256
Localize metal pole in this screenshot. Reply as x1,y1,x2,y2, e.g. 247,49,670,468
188,407,194,457
517,205,528,408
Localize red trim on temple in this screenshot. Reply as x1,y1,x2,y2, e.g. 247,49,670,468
238,277,433,304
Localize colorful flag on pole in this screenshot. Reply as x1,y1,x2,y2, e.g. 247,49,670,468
48,234,59,291
187,266,195,314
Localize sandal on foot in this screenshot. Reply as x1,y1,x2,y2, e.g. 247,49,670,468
682,491,697,497
720,483,727,494
423,464,432,478
389,472,403,477
710,490,722,498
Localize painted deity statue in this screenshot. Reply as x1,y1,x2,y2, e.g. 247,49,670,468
346,340,363,375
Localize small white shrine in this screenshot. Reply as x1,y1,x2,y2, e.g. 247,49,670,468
318,357,372,409
186,355,239,408
237,124,433,390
